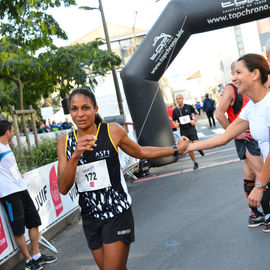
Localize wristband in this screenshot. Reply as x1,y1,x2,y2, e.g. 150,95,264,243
255,181,267,190
172,145,178,157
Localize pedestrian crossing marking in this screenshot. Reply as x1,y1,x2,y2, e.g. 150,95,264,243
197,127,224,139
212,128,224,134
197,132,205,138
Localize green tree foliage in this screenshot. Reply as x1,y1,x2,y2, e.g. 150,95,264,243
40,40,122,98
0,0,122,111
0,0,75,110
0,0,75,51
0,38,46,110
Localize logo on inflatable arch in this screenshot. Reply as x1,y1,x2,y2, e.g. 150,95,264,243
221,0,263,9
0,217,8,254
150,33,173,61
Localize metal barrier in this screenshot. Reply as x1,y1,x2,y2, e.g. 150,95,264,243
104,115,125,125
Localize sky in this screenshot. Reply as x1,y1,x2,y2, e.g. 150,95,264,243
48,0,171,46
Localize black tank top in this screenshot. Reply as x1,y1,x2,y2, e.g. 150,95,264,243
65,123,131,220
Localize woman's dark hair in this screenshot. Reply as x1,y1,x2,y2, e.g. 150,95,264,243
237,53,270,84
0,120,12,136
69,88,103,125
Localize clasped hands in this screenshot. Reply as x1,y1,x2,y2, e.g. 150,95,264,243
176,136,192,155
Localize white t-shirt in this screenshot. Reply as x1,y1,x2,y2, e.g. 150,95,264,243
0,143,27,198
239,92,270,161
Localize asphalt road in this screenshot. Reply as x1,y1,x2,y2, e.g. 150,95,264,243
12,114,270,270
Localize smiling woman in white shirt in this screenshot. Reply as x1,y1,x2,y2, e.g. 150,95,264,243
184,53,270,233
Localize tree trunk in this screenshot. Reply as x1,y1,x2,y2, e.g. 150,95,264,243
18,80,31,150
19,80,24,111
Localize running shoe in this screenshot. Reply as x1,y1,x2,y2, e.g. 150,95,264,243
262,216,270,233
36,254,57,265
198,150,204,156
193,162,199,169
248,214,264,228
25,259,43,270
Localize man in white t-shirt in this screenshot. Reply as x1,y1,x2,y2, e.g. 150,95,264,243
0,120,56,270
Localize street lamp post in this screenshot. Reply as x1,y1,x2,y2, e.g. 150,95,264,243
79,0,125,116
132,0,162,49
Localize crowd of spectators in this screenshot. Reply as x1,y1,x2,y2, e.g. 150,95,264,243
37,117,72,134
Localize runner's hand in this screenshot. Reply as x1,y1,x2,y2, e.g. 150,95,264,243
248,187,264,208
190,120,195,126
73,135,97,159
235,130,253,141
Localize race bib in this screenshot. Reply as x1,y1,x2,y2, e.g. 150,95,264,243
179,115,191,125
75,159,111,192
10,164,21,180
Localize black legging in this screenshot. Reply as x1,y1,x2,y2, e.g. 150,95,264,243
206,111,215,127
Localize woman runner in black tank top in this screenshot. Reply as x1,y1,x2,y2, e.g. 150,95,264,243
66,123,131,220
57,88,189,270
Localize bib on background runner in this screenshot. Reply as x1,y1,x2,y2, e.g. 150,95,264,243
179,115,191,125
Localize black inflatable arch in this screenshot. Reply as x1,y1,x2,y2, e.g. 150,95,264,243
120,0,270,166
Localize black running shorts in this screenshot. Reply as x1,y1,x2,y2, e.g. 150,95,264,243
82,207,135,250
234,139,261,160
0,190,41,236
180,127,198,142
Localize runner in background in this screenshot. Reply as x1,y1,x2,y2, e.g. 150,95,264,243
167,103,178,132
195,101,201,115
203,93,216,128
167,103,179,142
172,94,204,170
